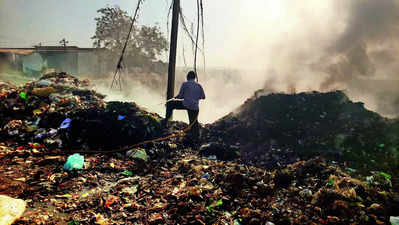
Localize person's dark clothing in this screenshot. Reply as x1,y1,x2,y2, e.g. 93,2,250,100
165,100,200,144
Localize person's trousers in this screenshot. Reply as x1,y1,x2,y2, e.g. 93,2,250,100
165,100,200,143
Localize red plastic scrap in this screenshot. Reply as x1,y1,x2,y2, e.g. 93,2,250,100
105,197,118,208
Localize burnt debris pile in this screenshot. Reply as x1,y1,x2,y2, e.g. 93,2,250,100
203,90,399,173
0,72,165,151
0,73,398,224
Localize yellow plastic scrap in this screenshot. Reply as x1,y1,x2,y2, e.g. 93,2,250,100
33,109,42,115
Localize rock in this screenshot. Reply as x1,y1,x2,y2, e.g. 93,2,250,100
0,195,26,225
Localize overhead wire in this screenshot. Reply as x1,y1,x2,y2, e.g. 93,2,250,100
194,0,200,75
200,0,206,75
111,0,144,90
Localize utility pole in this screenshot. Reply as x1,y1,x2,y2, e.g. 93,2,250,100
166,0,180,117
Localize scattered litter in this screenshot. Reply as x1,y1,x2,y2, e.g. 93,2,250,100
63,153,84,171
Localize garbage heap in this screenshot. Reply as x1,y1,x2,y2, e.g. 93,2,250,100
0,72,165,151
1,144,397,224
203,90,399,173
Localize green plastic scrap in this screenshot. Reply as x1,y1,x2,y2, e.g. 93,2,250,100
378,144,385,148
380,171,391,180
19,91,27,101
206,199,223,212
327,178,335,186
67,220,79,225
122,170,133,176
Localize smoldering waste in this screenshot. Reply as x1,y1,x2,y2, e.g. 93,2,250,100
203,90,399,174
0,72,397,224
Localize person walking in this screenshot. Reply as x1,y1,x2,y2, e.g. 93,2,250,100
163,71,205,147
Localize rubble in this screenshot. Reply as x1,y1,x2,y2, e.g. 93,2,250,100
0,73,398,224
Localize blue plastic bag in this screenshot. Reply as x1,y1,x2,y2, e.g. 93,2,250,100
63,153,84,171
60,118,72,129
117,115,126,121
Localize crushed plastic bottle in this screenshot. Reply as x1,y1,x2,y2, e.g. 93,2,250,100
63,153,84,171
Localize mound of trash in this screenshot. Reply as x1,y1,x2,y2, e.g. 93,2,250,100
0,142,397,224
0,73,398,224
203,90,399,173
0,72,166,151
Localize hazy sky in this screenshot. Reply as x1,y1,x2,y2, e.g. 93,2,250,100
0,0,291,69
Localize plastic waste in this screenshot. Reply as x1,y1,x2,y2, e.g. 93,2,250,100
19,91,27,101
122,170,133,176
202,173,210,179
380,171,391,180
34,133,45,139
207,155,217,160
63,153,84,171
67,220,79,225
60,118,72,129
35,128,58,139
117,115,126,121
327,178,335,186
234,220,242,225
391,216,399,225
48,128,58,136
0,195,26,225
26,125,39,132
206,199,223,212
127,148,148,162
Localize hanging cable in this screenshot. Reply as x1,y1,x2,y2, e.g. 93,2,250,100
111,0,144,90
194,0,200,77
200,0,206,75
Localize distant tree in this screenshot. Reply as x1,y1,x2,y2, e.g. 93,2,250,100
92,5,168,71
